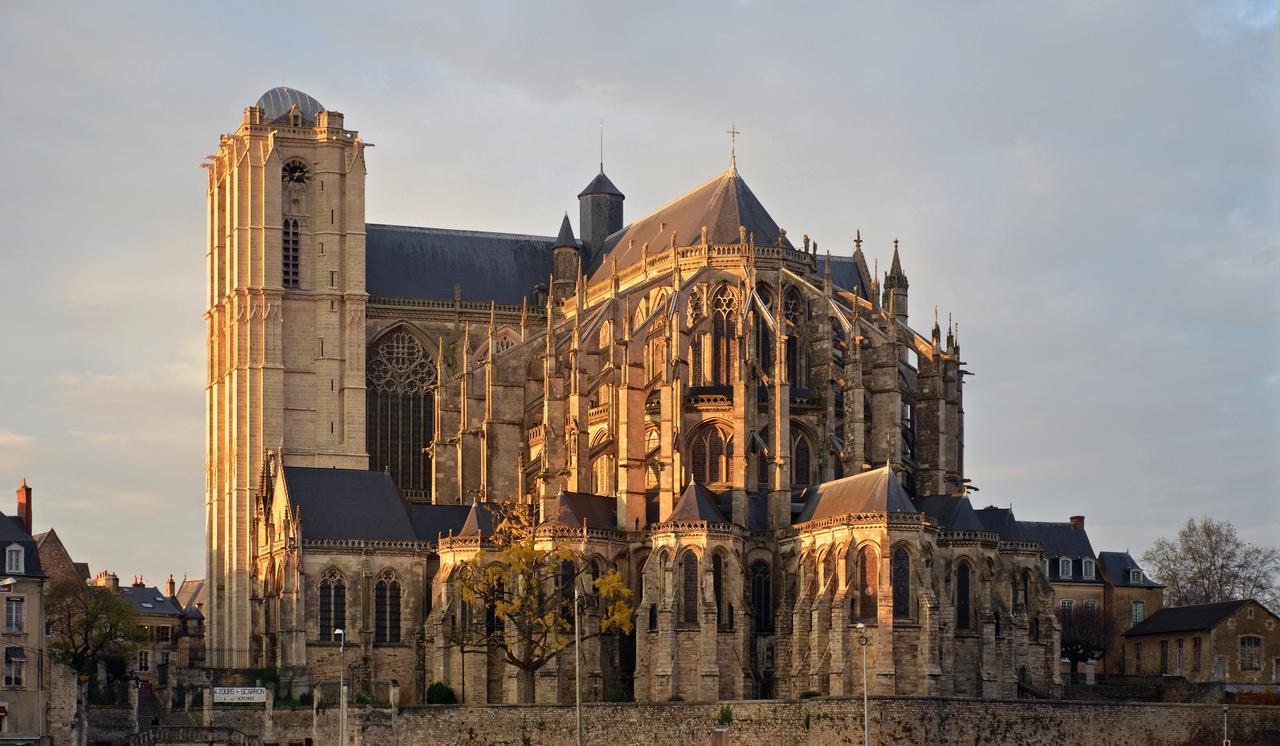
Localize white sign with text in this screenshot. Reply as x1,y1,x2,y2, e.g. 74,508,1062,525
213,687,267,703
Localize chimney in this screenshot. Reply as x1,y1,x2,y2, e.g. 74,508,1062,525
133,575,145,588
1069,515,1085,531
166,574,176,597
15,479,31,535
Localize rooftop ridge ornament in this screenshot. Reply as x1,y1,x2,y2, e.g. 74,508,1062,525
726,124,741,173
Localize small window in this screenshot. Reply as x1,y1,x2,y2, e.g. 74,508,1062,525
1082,559,1095,580
1059,558,1072,579
1060,599,1074,623
1129,569,1142,584
1192,637,1202,671
138,651,149,672
1160,640,1169,674
1134,642,1144,673
3,598,21,633
329,271,336,288
3,546,22,575
1132,600,1146,624
1083,599,1098,613
1240,636,1263,671
4,647,25,687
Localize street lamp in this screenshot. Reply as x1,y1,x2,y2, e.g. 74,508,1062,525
573,587,584,746
855,623,871,746
335,628,346,746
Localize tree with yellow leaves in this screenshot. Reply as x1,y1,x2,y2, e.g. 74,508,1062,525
453,500,633,703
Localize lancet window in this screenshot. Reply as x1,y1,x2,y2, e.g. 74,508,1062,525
318,569,346,642
852,545,878,622
891,547,911,619
710,286,736,386
681,551,699,625
791,430,813,487
367,330,437,500
282,218,301,288
750,561,773,633
374,570,401,643
956,561,973,631
689,423,733,485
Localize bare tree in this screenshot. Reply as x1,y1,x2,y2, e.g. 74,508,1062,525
1141,517,1280,610
453,501,633,703
1058,603,1116,678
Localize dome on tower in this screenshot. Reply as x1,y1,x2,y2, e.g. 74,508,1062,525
255,87,325,123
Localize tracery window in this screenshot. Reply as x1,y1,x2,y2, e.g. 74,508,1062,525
367,330,437,500
710,286,737,386
282,218,301,288
690,424,733,485
318,569,346,642
854,546,878,622
956,561,973,630
750,561,773,633
374,571,401,643
681,552,699,625
791,430,813,487
891,548,910,619
591,452,614,495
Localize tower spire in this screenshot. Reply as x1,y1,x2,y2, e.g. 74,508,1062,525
599,119,604,174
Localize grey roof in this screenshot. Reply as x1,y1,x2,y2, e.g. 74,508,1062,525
578,171,624,198
1016,521,1096,560
555,214,579,248
256,86,324,123
408,504,473,541
828,255,870,299
366,224,555,304
542,491,617,530
665,483,729,524
975,507,1022,539
0,513,42,578
176,578,205,610
120,585,183,618
1124,600,1260,637
1098,551,1162,588
283,467,418,542
795,466,915,523
913,495,984,532
589,168,792,283
458,503,497,538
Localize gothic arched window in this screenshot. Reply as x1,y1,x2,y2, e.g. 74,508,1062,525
956,561,972,630
750,561,773,633
591,452,614,495
690,424,733,485
367,330,437,500
854,546,878,622
792,430,813,487
318,569,345,642
755,284,774,372
282,218,301,288
681,552,699,625
710,286,737,386
712,553,726,629
891,548,911,619
374,571,401,643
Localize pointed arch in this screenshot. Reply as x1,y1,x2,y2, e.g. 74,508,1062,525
374,569,402,643
688,420,733,486
891,546,911,620
318,567,346,642
680,549,700,626
367,325,437,500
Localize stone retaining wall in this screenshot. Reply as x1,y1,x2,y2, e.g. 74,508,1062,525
89,696,1280,745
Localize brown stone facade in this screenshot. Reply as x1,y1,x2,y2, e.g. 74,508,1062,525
1125,600,1280,685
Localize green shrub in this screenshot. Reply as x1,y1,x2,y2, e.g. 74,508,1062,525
603,688,634,703
425,681,457,704
716,704,733,726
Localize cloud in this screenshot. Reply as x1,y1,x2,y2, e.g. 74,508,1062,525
0,432,36,471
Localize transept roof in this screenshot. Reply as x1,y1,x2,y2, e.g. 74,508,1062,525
794,466,915,523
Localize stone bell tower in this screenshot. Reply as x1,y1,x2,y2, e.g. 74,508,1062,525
203,87,369,669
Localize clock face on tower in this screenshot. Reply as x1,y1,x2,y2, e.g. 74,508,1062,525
282,161,308,184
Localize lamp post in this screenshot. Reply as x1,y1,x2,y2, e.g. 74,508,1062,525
574,587,584,746
335,628,346,746
856,623,871,746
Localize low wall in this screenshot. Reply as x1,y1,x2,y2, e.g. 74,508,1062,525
89,696,1280,745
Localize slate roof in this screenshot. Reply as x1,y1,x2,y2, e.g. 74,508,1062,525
120,585,184,617
554,213,579,248
542,491,617,530
458,503,497,538
283,467,417,542
0,513,42,578
408,503,473,542
975,507,1020,539
578,171,624,198
1124,600,1258,637
795,466,915,523
176,578,206,619
665,483,729,524
1016,521,1095,560
590,168,792,283
913,495,985,532
255,87,324,123
1098,551,1162,588
366,224,555,304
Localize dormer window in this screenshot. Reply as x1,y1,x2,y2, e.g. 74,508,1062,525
1082,559,1095,580
4,545,23,575
1129,569,1142,584
1059,558,1072,579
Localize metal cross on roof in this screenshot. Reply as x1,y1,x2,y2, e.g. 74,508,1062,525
727,124,741,170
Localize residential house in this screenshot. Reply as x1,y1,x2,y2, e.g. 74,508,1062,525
1124,599,1280,687
0,481,47,743
1098,551,1164,673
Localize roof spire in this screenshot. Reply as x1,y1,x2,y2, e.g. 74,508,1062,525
599,119,604,174
726,124,740,174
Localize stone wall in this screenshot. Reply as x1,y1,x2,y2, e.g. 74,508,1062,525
88,696,1280,745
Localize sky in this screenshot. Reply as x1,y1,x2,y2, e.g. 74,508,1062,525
0,1,1276,587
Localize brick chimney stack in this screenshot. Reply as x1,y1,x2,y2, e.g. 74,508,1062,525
166,574,176,597
1069,515,1085,531
15,479,32,535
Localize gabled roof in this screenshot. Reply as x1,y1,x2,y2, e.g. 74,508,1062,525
283,467,417,542
542,491,617,531
0,512,42,578
176,578,206,614
366,224,555,304
1098,551,1162,588
665,483,729,524
590,167,791,282
120,585,184,618
795,466,915,523
913,495,984,532
458,503,496,538
578,171,624,198
1124,600,1262,637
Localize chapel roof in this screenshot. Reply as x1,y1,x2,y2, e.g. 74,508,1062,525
542,490,617,531
589,167,792,282
255,86,324,123
282,467,418,542
665,482,729,524
795,466,915,523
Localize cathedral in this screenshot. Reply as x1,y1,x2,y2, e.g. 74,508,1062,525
204,87,1062,704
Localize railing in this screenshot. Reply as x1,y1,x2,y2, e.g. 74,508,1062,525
587,404,610,425
131,726,259,745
